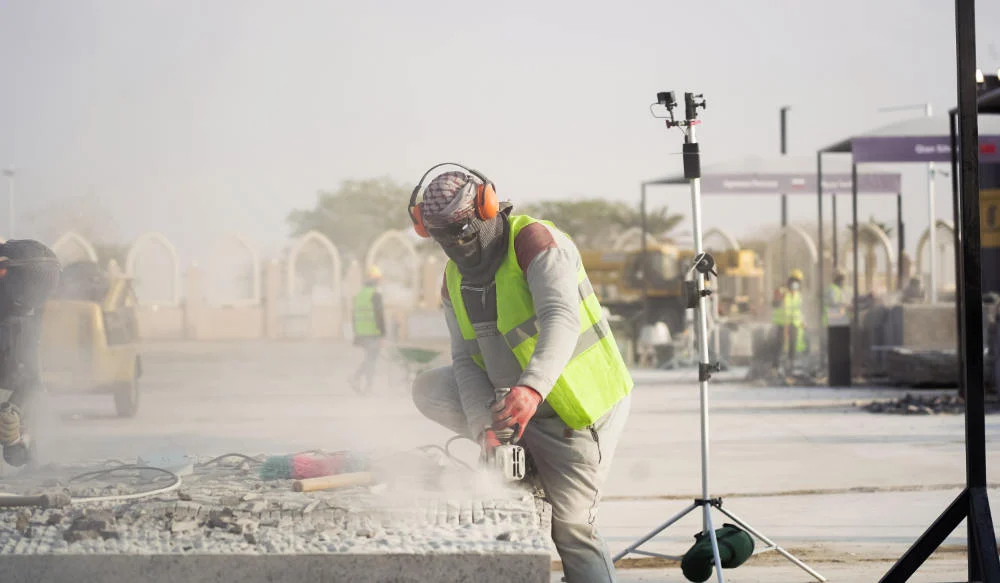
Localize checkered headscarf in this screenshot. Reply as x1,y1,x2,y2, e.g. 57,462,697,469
421,171,478,226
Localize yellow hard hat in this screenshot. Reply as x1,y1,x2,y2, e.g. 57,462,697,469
366,265,382,280
789,269,804,281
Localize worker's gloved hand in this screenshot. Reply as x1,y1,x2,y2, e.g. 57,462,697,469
479,429,501,456
491,385,542,441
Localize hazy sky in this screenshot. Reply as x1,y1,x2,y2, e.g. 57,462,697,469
1,0,999,262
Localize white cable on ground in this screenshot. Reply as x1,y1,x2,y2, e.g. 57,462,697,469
67,465,182,504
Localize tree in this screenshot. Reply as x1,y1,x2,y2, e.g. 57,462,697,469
286,177,417,262
518,198,684,248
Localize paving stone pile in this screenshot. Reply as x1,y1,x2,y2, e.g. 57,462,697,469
0,454,552,557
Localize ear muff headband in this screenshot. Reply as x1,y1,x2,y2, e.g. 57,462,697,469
408,163,498,237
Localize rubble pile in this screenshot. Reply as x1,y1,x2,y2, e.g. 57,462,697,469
860,393,1000,415
0,456,552,556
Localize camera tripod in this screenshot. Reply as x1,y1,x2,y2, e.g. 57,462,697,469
613,91,825,583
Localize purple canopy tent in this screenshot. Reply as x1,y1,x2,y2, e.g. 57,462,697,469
816,115,1000,336
641,156,901,325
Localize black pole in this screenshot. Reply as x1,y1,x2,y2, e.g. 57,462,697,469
817,152,825,363
781,107,790,279
852,163,859,331
832,194,839,268
641,182,649,327
880,0,1000,580
897,193,904,290
950,110,963,371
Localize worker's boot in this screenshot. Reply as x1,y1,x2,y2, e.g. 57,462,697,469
0,402,31,467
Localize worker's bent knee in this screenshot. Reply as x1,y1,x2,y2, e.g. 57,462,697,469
410,366,460,423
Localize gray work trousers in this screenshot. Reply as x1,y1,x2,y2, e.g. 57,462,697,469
412,366,631,583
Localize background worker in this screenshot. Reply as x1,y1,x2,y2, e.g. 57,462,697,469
409,163,632,582
772,269,805,371
824,270,848,327
349,265,385,394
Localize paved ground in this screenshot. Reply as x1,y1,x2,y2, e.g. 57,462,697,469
5,340,999,582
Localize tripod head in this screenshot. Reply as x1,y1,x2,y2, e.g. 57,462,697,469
651,91,707,129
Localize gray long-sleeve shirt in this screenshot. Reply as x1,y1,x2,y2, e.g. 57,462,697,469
442,221,582,438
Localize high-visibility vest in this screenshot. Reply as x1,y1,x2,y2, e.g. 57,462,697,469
773,290,803,326
823,284,847,327
352,286,380,337
445,214,633,430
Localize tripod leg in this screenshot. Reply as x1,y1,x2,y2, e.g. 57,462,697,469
703,505,726,583
715,506,827,582
612,502,698,563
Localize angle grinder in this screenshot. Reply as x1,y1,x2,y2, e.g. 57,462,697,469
488,388,525,482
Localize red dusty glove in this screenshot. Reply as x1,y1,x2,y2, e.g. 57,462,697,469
491,385,542,441
480,429,502,455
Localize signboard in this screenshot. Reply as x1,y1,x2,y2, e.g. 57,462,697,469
698,173,901,195
982,188,1000,249
852,135,1000,164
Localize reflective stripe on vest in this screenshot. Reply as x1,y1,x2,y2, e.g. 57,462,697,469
353,286,380,337
445,214,633,429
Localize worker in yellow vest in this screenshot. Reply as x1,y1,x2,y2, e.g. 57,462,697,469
409,164,632,582
824,270,848,327
772,269,805,370
349,265,385,394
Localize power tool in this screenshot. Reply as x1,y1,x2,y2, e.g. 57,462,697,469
487,388,525,481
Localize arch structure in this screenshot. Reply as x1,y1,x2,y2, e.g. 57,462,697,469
52,231,98,264
703,227,741,251
205,232,262,307
126,231,183,307
286,230,343,306
841,223,897,293
764,225,818,286
915,220,956,274
365,229,422,309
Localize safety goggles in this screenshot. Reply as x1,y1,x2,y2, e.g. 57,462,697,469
427,221,478,246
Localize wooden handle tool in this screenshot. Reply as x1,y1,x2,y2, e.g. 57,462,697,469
292,471,375,493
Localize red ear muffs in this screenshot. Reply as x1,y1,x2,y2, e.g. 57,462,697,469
476,183,499,220
410,204,430,238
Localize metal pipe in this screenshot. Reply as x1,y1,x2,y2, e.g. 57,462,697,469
817,152,825,365
852,164,859,331
897,193,905,290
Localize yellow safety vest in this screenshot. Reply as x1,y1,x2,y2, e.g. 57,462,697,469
352,286,380,337
445,214,633,429
772,290,803,326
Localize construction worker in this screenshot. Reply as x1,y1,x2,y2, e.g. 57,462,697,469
349,265,385,394
409,164,632,583
772,269,805,370
824,270,848,327
0,240,61,467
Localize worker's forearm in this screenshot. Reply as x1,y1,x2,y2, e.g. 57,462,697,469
518,247,581,399
444,303,496,437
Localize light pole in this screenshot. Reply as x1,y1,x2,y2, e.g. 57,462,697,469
780,106,790,279
2,167,14,239
877,103,935,301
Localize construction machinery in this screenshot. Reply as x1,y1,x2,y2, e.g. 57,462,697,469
582,243,766,343
40,261,143,417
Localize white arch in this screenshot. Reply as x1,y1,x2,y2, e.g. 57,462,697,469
206,232,262,306
365,229,421,308
51,231,98,264
126,231,182,306
286,230,343,303
844,223,896,265
765,225,819,287
611,227,661,251
703,228,741,251
915,220,956,272
840,223,898,293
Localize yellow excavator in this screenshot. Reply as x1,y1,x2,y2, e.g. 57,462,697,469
581,244,765,348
